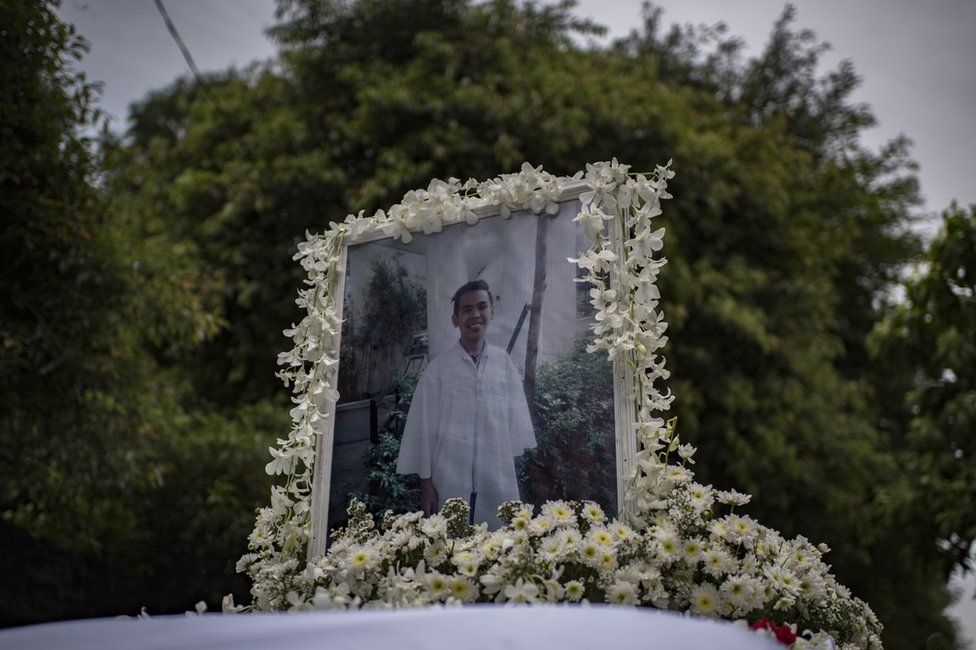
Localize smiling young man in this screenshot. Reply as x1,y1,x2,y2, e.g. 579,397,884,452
396,280,536,529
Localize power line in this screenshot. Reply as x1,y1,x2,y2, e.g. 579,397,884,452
151,0,249,152
153,0,224,100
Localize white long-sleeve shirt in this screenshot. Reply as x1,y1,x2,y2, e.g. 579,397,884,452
396,341,537,529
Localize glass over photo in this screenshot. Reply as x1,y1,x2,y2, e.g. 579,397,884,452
328,201,617,533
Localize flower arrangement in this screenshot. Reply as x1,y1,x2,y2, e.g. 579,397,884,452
235,161,883,650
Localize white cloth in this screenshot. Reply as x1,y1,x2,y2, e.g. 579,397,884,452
0,606,780,650
396,341,536,528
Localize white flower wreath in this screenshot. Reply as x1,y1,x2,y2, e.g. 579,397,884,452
234,161,883,650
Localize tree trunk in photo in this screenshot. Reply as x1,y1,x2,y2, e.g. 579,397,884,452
523,214,550,503
523,215,548,416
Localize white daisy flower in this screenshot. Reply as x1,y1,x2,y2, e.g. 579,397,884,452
539,534,567,561
609,580,640,605
557,528,582,548
420,515,448,538
564,580,585,602
529,516,555,536
581,502,607,524
590,528,615,547
448,576,477,602
656,531,683,563
687,483,714,512
689,583,721,616
542,500,576,526
424,572,450,599
611,523,634,541
716,489,752,507
682,536,705,563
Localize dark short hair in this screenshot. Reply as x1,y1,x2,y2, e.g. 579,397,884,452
451,280,493,315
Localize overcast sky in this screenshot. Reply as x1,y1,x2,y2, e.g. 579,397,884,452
57,0,974,637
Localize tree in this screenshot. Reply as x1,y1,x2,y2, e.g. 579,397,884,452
871,205,976,577
93,0,956,645
1,0,136,557
1,1,281,625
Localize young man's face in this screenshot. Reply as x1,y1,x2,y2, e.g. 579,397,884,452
452,289,492,349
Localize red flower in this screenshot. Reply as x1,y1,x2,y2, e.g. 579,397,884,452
751,618,798,646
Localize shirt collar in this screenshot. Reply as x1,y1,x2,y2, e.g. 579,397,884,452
457,339,489,362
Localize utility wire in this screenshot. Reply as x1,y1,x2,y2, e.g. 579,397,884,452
153,0,216,101
152,0,257,160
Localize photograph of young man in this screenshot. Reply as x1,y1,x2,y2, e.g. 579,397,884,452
395,279,537,529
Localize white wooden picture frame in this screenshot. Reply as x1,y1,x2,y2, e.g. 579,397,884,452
246,161,674,569
308,186,637,559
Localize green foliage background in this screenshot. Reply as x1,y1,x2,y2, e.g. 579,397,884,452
2,1,974,648
519,339,617,513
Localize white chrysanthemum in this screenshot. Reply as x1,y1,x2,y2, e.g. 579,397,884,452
556,528,582,549
420,514,448,538
448,576,477,602
687,482,715,512
774,595,797,611
392,511,423,529
611,523,634,542
702,547,736,578
511,514,531,533
716,489,752,507
424,572,450,600
682,536,705,563
720,575,762,616
689,583,721,616
665,465,693,485
581,502,607,524
345,544,378,573
709,519,730,539
590,528,615,548
764,566,801,595
539,534,568,562
580,539,601,567
423,539,449,566
529,516,555,536
564,580,585,602
739,553,758,575
609,580,640,606
656,531,682,563
480,539,501,560
788,542,815,569
451,551,481,577
542,500,576,526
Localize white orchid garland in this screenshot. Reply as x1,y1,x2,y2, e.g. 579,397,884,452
235,161,882,650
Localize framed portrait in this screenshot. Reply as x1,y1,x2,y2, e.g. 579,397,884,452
307,184,636,558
